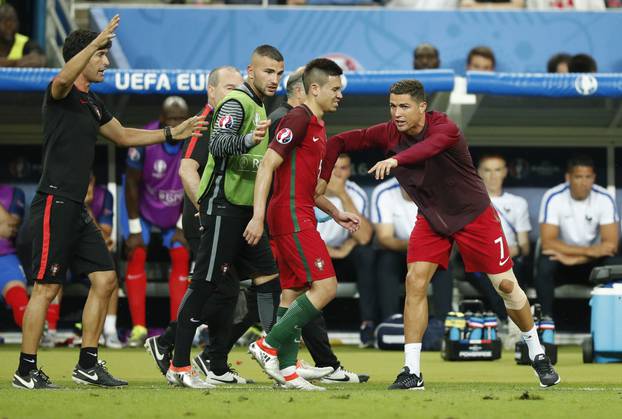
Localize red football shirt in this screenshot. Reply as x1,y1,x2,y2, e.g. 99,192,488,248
268,105,326,236
320,111,490,237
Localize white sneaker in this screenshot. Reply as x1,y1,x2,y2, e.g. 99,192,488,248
40,330,57,348
248,337,280,382
282,375,325,391
320,366,370,384
296,359,334,381
103,331,124,349
205,369,252,385
165,367,215,389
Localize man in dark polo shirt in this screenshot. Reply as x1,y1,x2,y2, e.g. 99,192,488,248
12,16,206,390
321,80,560,390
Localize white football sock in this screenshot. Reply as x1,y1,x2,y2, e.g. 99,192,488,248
404,343,422,376
104,315,117,335
521,325,545,361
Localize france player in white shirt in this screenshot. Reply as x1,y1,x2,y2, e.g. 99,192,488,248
370,177,453,333
475,155,533,335
316,154,375,347
537,156,620,318
479,155,532,259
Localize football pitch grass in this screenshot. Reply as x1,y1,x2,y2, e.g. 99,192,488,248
1,345,621,419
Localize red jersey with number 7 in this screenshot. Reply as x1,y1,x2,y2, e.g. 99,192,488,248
267,105,326,236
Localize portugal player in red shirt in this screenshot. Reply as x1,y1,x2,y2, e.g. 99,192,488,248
321,80,559,390
244,58,360,391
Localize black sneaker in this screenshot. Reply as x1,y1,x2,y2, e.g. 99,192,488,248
359,323,375,349
12,368,59,390
532,353,560,388
145,336,172,375
387,367,424,390
191,354,211,377
72,360,128,387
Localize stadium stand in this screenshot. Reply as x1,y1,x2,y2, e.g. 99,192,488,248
1,5,622,342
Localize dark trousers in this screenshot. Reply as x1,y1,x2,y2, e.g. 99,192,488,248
364,249,453,324
535,254,622,317
226,287,341,370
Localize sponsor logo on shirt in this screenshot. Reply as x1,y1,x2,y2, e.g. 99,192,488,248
276,128,293,145
230,154,262,172
157,189,184,206
153,159,167,179
217,114,234,129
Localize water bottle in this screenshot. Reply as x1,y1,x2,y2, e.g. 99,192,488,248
483,311,498,341
463,311,473,341
539,316,556,345
444,311,465,341
467,312,484,341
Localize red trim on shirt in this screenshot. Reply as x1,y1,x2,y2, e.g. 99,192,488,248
184,105,213,159
36,195,54,280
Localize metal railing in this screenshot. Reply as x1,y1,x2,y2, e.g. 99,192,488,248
45,0,77,67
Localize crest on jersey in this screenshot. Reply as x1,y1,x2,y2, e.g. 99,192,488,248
50,264,61,276
128,147,141,161
276,128,293,145
314,258,325,272
153,159,167,178
217,114,234,129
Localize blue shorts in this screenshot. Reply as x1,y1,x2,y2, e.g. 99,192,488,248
0,254,27,293
119,205,181,249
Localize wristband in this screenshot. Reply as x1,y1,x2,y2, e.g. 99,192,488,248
176,214,183,230
164,125,173,141
129,218,142,234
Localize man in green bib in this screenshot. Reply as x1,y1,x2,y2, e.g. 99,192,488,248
166,45,285,388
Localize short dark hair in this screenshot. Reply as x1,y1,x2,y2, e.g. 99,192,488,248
0,4,18,21
252,44,284,62
478,154,507,167
63,29,111,63
302,58,343,92
567,154,595,173
547,53,572,73
414,43,439,59
389,79,426,103
568,54,597,73
467,46,496,68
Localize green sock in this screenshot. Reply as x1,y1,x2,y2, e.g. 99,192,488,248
275,306,288,323
273,306,299,369
265,294,319,351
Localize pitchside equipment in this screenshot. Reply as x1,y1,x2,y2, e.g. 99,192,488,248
442,300,502,361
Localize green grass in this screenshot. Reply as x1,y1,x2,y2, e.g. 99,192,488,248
1,345,621,418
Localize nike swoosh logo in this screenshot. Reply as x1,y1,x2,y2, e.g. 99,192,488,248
25,359,35,363
324,376,350,382
87,352,98,357
212,377,237,384
499,256,510,266
313,137,320,142
152,342,165,361
190,318,201,323
15,375,35,389
78,370,98,381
